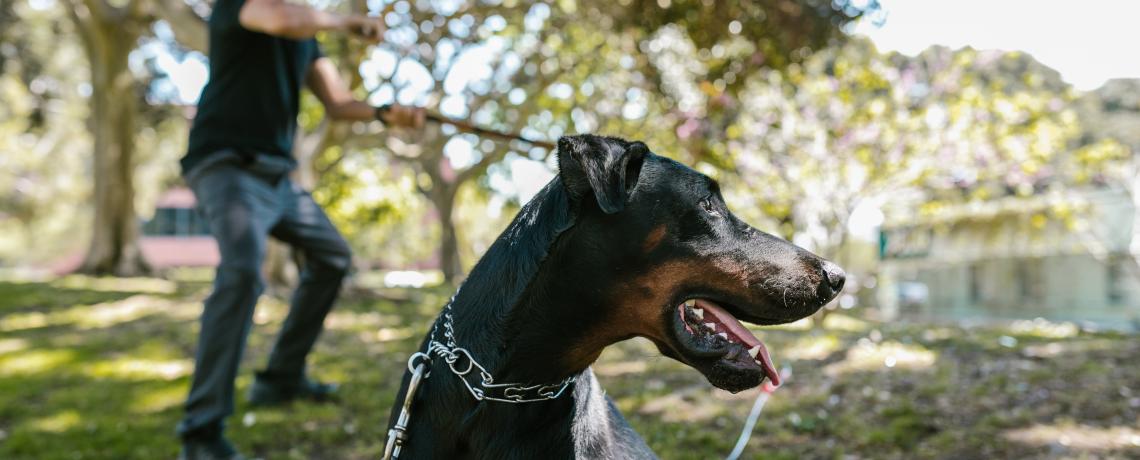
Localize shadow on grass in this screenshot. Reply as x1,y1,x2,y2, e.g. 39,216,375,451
0,280,144,314
0,277,450,460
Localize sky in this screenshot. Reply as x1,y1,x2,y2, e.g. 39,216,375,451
854,0,1140,91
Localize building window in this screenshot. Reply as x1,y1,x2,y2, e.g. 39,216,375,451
968,264,981,304
1108,254,1126,305
142,207,211,237
1016,258,1044,304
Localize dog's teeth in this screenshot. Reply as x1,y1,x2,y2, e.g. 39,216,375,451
716,332,728,340
747,345,761,358
704,322,717,330
692,308,704,320
684,300,696,308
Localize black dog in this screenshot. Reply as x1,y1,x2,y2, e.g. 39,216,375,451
385,134,845,459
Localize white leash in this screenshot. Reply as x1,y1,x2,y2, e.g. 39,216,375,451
725,366,791,460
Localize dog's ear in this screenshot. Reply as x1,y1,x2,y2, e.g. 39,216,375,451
557,135,648,214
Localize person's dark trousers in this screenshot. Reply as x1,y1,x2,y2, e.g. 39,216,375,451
176,155,352,438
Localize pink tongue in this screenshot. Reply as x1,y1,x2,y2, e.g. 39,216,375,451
693,299,781,387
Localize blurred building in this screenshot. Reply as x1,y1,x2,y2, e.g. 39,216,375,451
879,188,1140,328
139,187,218,268
49,188,218,274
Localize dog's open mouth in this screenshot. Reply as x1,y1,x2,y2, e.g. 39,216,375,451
670,298,781,391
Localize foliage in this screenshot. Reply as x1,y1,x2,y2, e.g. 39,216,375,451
0,2,93,263
0,274,1136,459
2,0,1137,293
898,47,1083,203
303,1,571,279
576,0,884,146
0,1,198,267
710,40,1123,270
0,0,884,276
726,38,923,249
302,0,882,279
1076,78,1140,151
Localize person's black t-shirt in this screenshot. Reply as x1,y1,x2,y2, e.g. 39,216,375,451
181,0,323,174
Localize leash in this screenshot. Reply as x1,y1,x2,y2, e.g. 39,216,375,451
725,366,792,460
382,291,577,459
377,105,557,150
366,0,553,152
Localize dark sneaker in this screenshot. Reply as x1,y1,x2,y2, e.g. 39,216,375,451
247,373,339,406
179,434,245,460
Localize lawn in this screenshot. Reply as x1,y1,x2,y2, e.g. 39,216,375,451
0,273,1137,459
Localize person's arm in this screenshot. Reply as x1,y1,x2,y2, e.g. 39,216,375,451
239,0,383,41
307,57,425,127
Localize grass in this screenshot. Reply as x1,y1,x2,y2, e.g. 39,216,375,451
0,273,1138,459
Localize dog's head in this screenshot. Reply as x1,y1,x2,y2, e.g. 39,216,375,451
555,134,845,393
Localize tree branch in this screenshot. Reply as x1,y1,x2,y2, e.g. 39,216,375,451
65,1,100,52
456,144,508,184
152,0,208,52
80,0,112,22
126,0,146,21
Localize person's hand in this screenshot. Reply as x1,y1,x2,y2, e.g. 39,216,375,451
346,15,385,43
379,104,427,129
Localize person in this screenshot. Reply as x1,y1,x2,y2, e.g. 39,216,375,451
177,1,424,458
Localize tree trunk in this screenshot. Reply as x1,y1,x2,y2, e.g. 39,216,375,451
409,148,466,285
77,20,149,276
436,192,463,284
810,215,852,329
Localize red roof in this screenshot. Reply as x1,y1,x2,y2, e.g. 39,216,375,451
140,236,219,268
154,187,198,209
49,236,219,274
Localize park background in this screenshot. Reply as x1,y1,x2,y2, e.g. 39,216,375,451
1,0,1139,458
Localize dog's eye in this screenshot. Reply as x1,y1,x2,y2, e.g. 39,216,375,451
700,198,720,217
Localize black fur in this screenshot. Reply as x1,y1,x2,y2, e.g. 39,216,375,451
385,135,842,459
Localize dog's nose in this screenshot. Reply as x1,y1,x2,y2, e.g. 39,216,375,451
821,261,846,293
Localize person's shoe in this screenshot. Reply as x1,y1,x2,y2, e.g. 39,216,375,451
247,372,339,406
179,433,245,460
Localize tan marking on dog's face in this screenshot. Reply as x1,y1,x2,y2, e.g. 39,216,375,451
642,225,667,254
708,253,752,288
562,257,756,370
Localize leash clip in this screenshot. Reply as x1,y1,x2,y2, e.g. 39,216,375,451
383,357,429,460
406,352,431,377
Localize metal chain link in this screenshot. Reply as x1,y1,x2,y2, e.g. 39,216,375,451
383,291,578,458
423,296,576,403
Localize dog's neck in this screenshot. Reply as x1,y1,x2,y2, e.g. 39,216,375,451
397,179,656,458
446,178,613,385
